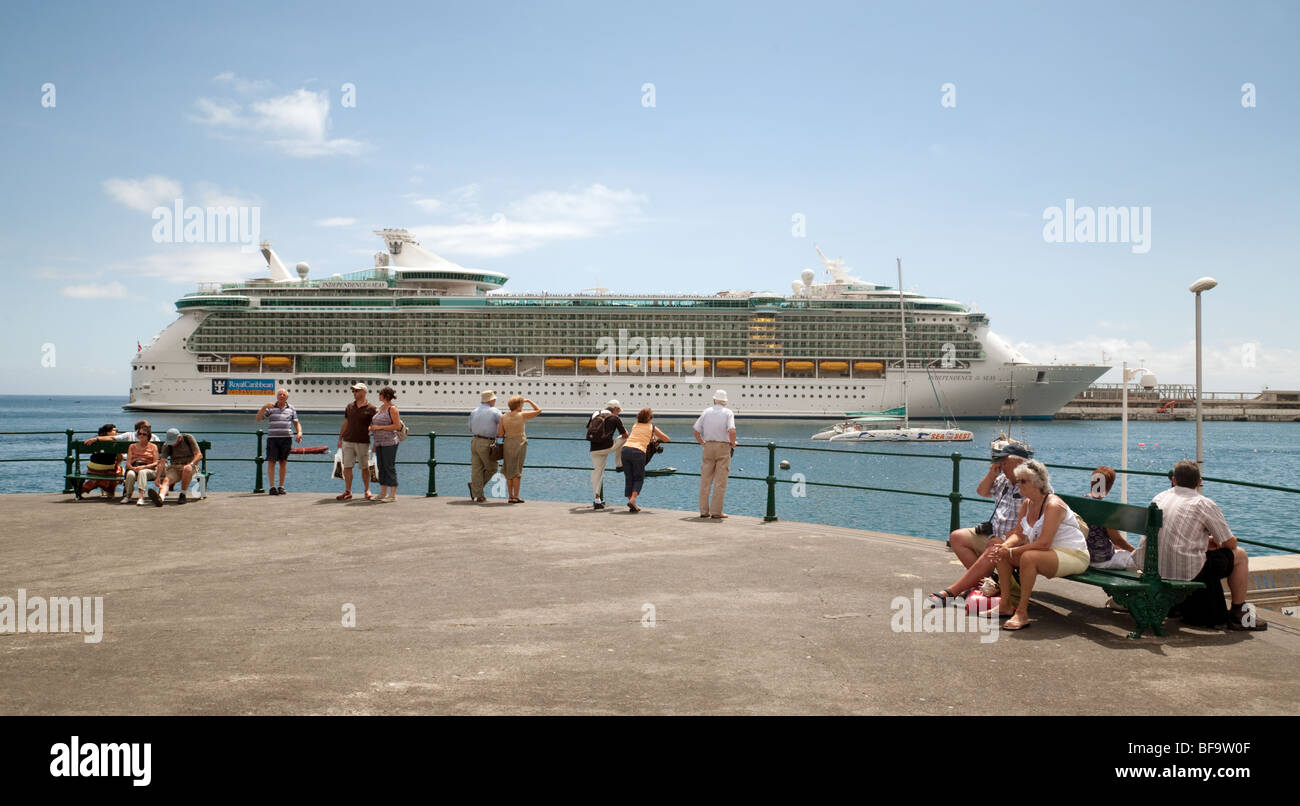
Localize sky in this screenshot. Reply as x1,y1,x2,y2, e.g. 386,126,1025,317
1,0,1297,395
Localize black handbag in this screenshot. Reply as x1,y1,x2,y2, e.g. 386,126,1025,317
489,441,505,462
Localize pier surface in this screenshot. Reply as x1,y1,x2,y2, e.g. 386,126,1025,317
2,493,1297,715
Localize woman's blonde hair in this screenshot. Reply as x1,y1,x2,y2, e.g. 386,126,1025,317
1013,459,1053,495
508,396,524,411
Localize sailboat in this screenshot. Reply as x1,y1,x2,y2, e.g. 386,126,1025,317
830,258,973,442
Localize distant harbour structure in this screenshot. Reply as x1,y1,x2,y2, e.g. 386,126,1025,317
126,231,1107,417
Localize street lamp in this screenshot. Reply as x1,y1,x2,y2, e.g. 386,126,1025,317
1189,276,1218,467
1120,362,1157,504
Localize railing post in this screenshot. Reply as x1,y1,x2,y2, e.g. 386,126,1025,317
764,442,778,522
426,431,438,497
949,452,962,534
253,429,265,494
63,429,75,493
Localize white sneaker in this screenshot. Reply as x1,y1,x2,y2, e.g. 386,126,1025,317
120,495,132,504
136,498,147,506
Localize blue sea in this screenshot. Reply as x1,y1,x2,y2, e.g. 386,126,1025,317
3,395,1297,556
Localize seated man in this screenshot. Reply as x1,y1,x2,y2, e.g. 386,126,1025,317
945,439,1031,573
1138,460,1266,631
151,428,203,507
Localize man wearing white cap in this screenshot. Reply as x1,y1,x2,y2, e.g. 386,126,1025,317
151,427,202,506
586,400,629,510
693,390,737,518
468,390,502,502
336,382,376,501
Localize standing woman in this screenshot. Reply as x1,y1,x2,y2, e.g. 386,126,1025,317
497,396,542,503
620,408,670,512
368,387,403,501
121,423,159,505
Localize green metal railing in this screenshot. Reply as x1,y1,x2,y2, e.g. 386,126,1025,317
5,428,1298,555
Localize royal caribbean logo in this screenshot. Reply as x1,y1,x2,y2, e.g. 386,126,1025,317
213,378,274,395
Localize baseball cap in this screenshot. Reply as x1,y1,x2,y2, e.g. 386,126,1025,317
165,428,182,444
351,382,368,392
991,440,1033,460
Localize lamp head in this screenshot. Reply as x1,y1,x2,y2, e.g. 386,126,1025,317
1189,277,1218,293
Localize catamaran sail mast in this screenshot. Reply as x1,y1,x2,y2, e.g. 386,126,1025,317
898,257,908,430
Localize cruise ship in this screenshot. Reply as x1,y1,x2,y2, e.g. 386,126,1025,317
126,230,1107,418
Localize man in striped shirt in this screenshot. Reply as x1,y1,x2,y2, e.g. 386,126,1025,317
256,388,302,495
1137,460,1267,631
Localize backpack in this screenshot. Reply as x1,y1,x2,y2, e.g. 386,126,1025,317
586,412,611,442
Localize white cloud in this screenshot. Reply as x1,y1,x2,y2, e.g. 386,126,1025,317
110,246,267,286
1011,335,1300,389
317,217,357,227
411,198,441,213
61,281,128,299
410,183,646,258
212,72,271,92
102,176,183,212
191,88,365,158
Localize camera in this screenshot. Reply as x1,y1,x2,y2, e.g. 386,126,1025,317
974,521,994,536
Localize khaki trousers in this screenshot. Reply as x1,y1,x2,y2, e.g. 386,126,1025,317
699,441,731,516
470,437,498,498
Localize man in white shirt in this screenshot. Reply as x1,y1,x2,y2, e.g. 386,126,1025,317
467,390,502,502
1138,460,1266,631
693,390,737,519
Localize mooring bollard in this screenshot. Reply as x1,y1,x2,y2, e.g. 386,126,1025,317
764,441,778,522
253,429,265,494
426,431,438,497
949,452,962,534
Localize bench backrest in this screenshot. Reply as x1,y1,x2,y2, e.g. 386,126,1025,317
71,438,212,473
1057,493,1164,581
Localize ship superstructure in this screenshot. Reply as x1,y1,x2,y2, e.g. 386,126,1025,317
126,231,1107,417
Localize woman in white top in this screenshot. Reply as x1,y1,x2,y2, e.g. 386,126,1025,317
990,459,1091,630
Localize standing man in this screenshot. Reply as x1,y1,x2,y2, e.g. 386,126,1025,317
1140,460,1267,631
693,389,737,519
337,382,376,501
152,428,202,506
256,388,302,496
587,399,628,510
468,390,502,502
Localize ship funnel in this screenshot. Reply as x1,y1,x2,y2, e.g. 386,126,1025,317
374,228,463,270
259,241,296,283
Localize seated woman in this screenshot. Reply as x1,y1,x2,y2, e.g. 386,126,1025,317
121,423,159,505
927,460,1091,631
1083,465,1137,569
620,408,670,512
81,423,124,498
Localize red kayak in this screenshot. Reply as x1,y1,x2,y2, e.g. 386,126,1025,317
289,446,330,455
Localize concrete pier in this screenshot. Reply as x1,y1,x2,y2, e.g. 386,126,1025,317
1,493,1297,715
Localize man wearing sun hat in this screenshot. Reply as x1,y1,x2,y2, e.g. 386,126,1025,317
336,382,377,501
468,390,502,502
693,389,737,518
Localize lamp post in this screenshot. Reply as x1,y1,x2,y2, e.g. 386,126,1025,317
1120,362,1157,504
1189,277,1218,467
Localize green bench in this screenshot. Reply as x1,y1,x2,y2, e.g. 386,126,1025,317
1057,493,1204,638
67,438,213,501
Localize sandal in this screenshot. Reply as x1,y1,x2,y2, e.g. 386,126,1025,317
364,491,374,500
925,588,957,609
1004,617,1032,630
336,492,352,501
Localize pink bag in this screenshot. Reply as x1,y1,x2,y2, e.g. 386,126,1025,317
965,591,1001,616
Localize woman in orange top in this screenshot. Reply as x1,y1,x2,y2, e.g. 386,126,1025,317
620,408,670,512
